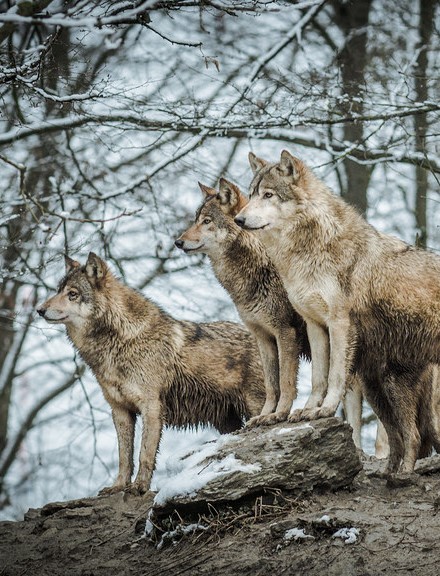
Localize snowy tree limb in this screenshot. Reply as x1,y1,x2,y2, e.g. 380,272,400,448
1,113,439,173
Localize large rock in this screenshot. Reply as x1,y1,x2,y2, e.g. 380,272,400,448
152,417,362,514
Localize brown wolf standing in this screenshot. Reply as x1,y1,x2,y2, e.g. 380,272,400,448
235,150,440,474
175,179,370,447
37,253,265,494
175,179,310,426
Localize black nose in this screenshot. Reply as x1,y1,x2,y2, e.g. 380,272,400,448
37,308,46,317
234,216,245,228
175,239,184,249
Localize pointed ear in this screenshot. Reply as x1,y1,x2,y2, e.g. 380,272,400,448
248,152,268,174
65,255,80,274
198,182,217,198
85,252,108,285
278,150,297,177
218,179,248,217
218,178,240,206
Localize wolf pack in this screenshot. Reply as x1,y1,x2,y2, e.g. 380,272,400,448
38,149,440,495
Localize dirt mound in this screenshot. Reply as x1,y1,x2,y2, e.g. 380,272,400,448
1,455,439,575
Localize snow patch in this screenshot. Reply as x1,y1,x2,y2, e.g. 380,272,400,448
153,435,261,507
332,527,360,544
277,424,313,435
284,527,315,542
156,523,208,550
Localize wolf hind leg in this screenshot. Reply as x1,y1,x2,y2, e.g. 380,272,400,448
343,374,363,449
395,380,422,473
362,374,410,474
375,420,390,459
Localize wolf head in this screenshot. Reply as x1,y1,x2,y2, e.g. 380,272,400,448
37,252,110,328
234,150,314,232
175,179,248,255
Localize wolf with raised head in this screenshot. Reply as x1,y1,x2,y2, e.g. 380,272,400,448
235,150,440,474
37,253,266,494
175,178,310,426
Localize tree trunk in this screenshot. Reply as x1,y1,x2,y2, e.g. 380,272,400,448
414,0,435,248
334,0,373,215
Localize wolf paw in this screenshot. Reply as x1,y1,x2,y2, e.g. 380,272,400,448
288,406,335,422
302,406,336,421
247,411,290,427
126,480,149,496
386,472,419,489
98,485,125,496
245,415,265,428
287,409,303,423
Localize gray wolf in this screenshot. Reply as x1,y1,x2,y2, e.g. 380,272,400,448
175,178,310,426
175,179,369,447
37,253,266,494
235,150,440,474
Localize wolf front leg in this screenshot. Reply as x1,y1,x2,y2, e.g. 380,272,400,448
131,395,163,494
271,327,300,420
317,314,352,419
289,319,329,422
99,404,136,495
246,328,280,427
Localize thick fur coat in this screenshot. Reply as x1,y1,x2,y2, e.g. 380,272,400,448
37,253,265,493
176,179,310,426
235,150,440,473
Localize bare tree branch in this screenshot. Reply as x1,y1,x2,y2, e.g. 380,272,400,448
0,365,86,485
1,113,438,172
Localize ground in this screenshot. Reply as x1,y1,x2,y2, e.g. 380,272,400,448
1,457,439,576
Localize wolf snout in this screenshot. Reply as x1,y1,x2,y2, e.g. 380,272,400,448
234,216,246,228
174,239,184,249
36,307,46,318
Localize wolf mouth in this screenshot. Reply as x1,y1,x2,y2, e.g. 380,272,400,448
183,244,204,253
45,316,69,323
242,224,269,231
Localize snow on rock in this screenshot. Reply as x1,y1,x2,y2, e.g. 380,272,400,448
152,417,362,515
153,440,261,507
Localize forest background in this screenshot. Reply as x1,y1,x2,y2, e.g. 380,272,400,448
0,0,439,520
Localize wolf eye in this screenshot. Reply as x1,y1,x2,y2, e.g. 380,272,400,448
68,290,78,300
263,192,273,199
202,218,212,225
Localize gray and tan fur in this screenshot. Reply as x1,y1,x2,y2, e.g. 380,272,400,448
175,180,371,449
175,179,310,426
37,253,265,494
235,150,440,474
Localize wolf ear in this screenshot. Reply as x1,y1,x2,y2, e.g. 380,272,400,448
85,252,108,285
278,150,297,177
248,152,268,175
198,182,217,198
65,255,80,274
218,178,240,207
218,179,248,216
